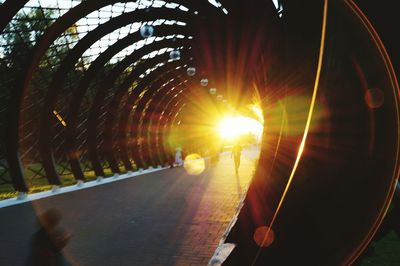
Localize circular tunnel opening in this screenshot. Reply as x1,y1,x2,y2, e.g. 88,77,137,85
0,0,399,265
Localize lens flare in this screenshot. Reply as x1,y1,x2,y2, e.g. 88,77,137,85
218,116,263,140
253,226,275,248
183,154,206,175
365,88,384,109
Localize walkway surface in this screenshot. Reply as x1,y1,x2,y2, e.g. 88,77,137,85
0,148,259,266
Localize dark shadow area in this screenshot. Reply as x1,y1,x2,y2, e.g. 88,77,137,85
0,168,215,265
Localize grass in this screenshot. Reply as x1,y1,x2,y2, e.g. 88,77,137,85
0,163,130,200
0,183,18,200
361,231,400,265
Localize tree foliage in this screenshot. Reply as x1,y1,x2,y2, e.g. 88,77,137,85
0,6,80,183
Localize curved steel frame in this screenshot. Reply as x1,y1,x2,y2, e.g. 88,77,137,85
131,74,187,168
39,9,192,182
142,80,190,166
65,26,189,178
1,0,216,189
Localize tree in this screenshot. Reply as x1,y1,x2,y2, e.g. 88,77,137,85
0,6,79,183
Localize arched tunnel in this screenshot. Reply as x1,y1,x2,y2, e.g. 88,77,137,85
0,0,399,265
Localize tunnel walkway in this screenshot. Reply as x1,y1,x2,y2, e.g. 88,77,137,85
0,148,259,266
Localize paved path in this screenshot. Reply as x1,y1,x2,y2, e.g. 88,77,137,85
0,148,259,266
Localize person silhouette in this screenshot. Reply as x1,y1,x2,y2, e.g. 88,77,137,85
231,143,242,175
26,208,72,266
175,147,183,166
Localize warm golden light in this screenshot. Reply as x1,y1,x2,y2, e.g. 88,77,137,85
254,226,275,248
250,104,264,123
183,153,206,175
53,110,67,127
218,116,263,140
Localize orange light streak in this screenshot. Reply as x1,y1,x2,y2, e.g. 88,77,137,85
251,0,329,264
53,110,67,127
